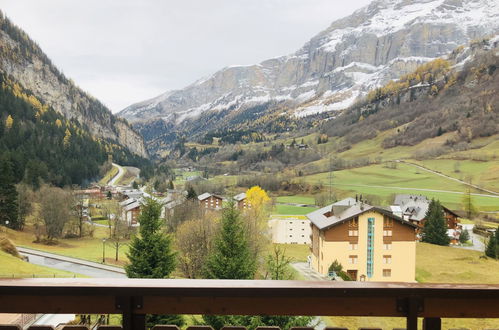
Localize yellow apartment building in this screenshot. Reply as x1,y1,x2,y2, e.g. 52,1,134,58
307,198,417,282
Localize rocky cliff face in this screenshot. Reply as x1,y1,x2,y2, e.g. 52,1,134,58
0,14,148,158
119,0,499,150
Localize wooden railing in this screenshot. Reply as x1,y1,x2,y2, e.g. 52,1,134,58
1,279,499,330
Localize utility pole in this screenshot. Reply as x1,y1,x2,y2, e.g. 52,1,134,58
329,156,333,203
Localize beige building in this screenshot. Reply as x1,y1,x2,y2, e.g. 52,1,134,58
268,217,311,244
307,198,417,282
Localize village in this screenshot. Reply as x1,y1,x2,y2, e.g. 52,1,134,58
71,163,493,284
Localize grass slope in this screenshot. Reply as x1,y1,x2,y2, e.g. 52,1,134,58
5,225,129,266
0,250,81,278
98,166,119,185
300,163,499,211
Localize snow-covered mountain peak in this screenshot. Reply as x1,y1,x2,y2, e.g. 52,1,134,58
119,0,499,151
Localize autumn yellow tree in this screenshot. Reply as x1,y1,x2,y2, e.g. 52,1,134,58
5,115,13,129
55,119,62,128
243,186,272,261
63,128,72,147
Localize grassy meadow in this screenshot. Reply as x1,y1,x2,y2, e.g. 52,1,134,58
0,249,82,278
4,225,130,266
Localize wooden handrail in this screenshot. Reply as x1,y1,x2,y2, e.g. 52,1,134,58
1,279,499,330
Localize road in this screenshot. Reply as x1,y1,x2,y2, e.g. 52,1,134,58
17,247,126,278
18,247,126,327
107,163,125,186
398,160,499,196
291,262,328,281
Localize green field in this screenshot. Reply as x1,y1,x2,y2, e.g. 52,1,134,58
299,163,499,211
273,204,317,215
275,195,316,205
5,225,130,266
273,243,309,262
415,158,499,192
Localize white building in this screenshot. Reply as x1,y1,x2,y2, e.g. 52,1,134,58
268,217,311,244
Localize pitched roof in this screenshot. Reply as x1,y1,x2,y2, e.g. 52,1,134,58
307,198,416,231
119,198,137,207
124,201,141,212
234,192,246,201
197,193,212,201
393,194,430,221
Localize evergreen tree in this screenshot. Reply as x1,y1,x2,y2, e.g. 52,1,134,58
485,234,496,259
422,199,450,246
459,228,470,244
496,226,499,258
125,198,183,327
0,157,19,229
203,201,256,329
485,226,499,259
186,186,197,200
204,201,256,279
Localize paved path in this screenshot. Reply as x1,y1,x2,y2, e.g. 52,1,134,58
17,247,126,277
107,163,125,186
291,262,328,281
452,232,486,252
398,160,499,196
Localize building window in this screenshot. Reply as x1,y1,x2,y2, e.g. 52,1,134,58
349,217,358,228
383,230,393,237
349,243,358,250
383,243,392,250
348,230,358,237
349,255,358,264
384,217,393,228
383,269,391,277
383,255,392,264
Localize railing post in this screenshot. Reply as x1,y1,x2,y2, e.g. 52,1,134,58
423,317,441,330
406,297,420,330
398,297,422,330
117,296,145,330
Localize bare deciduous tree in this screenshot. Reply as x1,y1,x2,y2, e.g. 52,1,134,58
175,213,218,278
38,185,72,242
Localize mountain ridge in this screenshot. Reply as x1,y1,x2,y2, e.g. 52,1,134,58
0,11,148,158
119,0,499,142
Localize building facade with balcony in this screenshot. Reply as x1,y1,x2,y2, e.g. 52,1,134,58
307,198,417,282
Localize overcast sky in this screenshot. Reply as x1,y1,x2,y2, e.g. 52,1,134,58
0,0,372,112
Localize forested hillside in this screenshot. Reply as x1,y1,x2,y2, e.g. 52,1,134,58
320,41,499,152
0,11,147,157
0,73,150,187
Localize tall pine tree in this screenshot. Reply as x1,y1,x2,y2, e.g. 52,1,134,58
203,201,256,329
125,197,183,327
422,199,450,246
204,201,256,279
485,226,499,259
0,157,19,229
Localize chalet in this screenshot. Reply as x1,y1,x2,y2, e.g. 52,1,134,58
234,192,250,210
198,193,224,211
120,198,141,226
307,198,417,282
393,194,461,236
